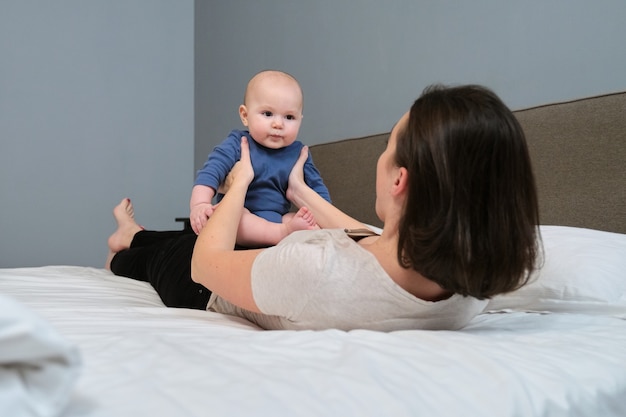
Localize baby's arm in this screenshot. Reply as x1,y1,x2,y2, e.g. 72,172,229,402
190,184,217,234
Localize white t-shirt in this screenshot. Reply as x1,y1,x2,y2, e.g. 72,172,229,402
207,229,488,331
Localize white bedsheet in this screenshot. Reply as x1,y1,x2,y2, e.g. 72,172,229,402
1,265,625,417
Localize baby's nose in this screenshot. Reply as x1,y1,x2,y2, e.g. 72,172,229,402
272,116,283,127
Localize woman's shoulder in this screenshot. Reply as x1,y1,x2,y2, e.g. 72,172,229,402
254,229,371,276
277,228,364,249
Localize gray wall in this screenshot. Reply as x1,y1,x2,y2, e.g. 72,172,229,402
195,0,626,170
2,1,625,268
0,1,194,267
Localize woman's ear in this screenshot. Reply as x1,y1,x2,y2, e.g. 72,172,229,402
239,105,249,126
391,167,409,197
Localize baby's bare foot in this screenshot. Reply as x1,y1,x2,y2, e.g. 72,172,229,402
285,207,317,234
107,198,143,254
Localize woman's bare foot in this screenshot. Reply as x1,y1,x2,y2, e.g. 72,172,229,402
284,207,317,234
105,198,143,269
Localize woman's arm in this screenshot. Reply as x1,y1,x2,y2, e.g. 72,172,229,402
287,146,367,230
191,136,263,313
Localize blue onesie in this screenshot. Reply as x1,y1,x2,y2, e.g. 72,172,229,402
195,129,331,223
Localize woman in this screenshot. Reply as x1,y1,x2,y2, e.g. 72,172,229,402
108,84,540,331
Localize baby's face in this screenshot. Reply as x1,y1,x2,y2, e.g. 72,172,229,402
240,78,303,149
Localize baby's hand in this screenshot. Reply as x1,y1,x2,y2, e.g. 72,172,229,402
190,203,216,235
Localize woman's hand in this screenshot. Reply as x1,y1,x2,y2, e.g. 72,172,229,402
219,136,254,194
229,136,255,189
286,145,309,204
287,144,366,230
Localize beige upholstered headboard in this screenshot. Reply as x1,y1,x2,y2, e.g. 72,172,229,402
310,91,626,234
310,134,387,229
515,92,626,234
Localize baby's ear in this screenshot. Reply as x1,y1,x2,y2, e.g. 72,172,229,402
239,105,249,126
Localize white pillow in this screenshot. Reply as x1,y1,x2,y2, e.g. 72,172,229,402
486,226,626,318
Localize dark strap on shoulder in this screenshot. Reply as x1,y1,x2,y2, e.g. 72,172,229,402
344,228,379,241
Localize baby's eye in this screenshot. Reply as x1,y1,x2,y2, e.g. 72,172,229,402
285,115,296,121
262,111,273,117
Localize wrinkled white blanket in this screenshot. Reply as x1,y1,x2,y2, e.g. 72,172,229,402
0,294,81,417
1,265,625,417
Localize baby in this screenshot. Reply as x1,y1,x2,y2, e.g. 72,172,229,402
190,70,331,247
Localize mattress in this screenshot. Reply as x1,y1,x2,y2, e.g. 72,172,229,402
1,226,626,417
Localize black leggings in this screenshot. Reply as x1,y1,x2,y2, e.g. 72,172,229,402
110,229,210,309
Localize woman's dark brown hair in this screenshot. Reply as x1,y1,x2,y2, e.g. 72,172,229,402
395,84,541,299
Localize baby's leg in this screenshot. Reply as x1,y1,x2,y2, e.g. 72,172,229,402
282,207,317,233
236,207,317,247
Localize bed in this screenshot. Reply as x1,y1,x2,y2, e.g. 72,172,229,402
2,91,626,417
